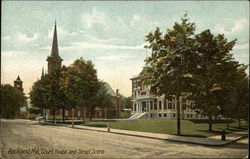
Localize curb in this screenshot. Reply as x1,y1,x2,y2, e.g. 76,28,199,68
39,122,248,147
73,126,248,147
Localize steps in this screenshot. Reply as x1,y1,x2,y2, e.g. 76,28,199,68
129,112,147,120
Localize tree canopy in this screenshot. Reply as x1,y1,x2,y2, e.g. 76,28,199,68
142,13,248,132
1,84,27,118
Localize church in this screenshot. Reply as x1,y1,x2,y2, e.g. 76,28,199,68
44,22,121,120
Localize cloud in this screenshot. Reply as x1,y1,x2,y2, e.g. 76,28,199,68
59,41,146,50
130,14,143,26
234,43,249,50
81,7,109,30
96,54,135,61
2,51,28,58
47,26,78,40
91,37,123,43
213,18,248,36
230,18,248,35
2,32,39,44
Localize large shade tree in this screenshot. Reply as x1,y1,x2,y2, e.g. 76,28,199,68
142,13,248,133
142,14,197,135
30,69,67,122
61,57,100,123
190,29,238,131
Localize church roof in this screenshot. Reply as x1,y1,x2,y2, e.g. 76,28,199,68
49,22,62,60
103,82,116,96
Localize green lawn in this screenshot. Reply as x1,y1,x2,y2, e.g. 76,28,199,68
83,119,248,137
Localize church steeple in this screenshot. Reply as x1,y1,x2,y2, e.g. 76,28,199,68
50,21,61,59
46,21,63,73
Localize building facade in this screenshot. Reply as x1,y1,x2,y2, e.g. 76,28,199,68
130,74,207,119
45,22,121,120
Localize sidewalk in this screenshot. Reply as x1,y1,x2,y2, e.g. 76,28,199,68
39,121,248,146
73,125,248,146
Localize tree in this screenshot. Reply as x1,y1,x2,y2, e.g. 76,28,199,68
30,69,67,123
120,96,132,110
62,57,100,123
91,81,113,119
143,13,197,135
216,63,248,129
30,75,50,121
1,84,26,118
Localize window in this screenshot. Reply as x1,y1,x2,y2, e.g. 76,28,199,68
134,103,137,111
164,113,167,117
196,114,198,118
168,101,172,109
182,99,186,110
154,99,157,109
159,101,162,110
190,114,193,118
159,114,161,117
78,111,81,117
151,114,153,117
164,101,167,109
65,110,68,116
173,113,175,117
187,114,189,118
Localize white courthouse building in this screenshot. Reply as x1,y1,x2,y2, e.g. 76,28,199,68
130,73,207,120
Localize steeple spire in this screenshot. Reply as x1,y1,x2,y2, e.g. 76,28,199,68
50,21,61,59
47,21,63,74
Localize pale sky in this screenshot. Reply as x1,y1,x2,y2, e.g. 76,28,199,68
1,1,249,97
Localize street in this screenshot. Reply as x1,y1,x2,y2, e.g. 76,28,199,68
0,119,248,159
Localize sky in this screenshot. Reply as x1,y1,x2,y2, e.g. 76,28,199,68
1,1,249,97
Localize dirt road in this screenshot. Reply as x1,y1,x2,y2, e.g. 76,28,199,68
0,119,248,159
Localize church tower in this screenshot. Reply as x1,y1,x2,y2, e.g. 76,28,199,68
14,75,23,92
46,22,63,73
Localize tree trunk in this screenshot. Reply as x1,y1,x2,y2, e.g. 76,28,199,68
82,107,85,125
89,108,92,121
226,113,229,129
176,97,181,136
62,108,65,123
44,108,47,122
209,112,212,131
53,109,56,123
71,108,74,127
238,118,241,128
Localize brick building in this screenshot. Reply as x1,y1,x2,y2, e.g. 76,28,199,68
130,73,207,120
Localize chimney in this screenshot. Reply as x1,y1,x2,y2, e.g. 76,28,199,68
116,89,119,96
